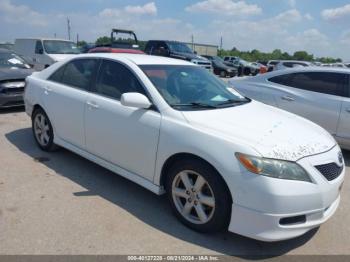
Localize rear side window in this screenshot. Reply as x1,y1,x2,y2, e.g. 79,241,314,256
48,66,66,82
60,59,99,90
270,72,348,97
269,74,292,86
94,60,145,100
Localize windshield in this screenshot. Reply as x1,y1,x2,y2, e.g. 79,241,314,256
43,40,80,54
167,42,193,54
0,52,31,69
141,65,249,110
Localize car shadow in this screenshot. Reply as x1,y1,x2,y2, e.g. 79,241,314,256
5,127,319,257
0,106,25,114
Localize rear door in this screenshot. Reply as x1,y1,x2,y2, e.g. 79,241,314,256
269,72,347,135
44,58,99,148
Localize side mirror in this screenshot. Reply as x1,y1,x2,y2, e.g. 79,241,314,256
120,92,152,109
37,48,44,54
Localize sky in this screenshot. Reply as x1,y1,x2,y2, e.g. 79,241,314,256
1,0,350,60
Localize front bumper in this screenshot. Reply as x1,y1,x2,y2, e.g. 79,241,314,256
228,145,345,241
0,93,24,108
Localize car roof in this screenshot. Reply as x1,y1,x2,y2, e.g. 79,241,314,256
73,53,194,66
0,48,11,53
255,66,350,80
16,38,73,42
88,47,145,54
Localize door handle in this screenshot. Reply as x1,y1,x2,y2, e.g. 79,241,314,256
86,101,99,109
281,95,295,102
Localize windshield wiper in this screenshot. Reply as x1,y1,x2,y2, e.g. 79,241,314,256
171,102,218,109
215,99,249,107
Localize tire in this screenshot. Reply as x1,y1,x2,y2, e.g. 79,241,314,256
220,71,227,78
32,108,58,152
165,158,232,233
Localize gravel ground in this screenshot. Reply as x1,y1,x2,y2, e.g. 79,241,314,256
0,107,349,256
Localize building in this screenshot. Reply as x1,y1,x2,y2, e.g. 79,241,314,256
185,42,218,56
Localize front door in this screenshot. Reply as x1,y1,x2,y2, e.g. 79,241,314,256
84,59,161,181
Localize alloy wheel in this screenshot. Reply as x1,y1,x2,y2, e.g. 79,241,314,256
172,170,215,224
33,113,51,147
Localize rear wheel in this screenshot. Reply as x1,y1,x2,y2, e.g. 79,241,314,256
165,158,231,233
32,108,58,151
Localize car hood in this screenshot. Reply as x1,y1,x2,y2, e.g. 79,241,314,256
48,54,78,62
0,67,34,81
171,51,208,61
181,101,335,161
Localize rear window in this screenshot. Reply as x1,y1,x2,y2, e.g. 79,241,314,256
269,72,349,97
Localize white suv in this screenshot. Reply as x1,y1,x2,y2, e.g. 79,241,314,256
25,53,344,241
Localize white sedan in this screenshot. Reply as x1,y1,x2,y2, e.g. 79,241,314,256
24,54,344,241
229,67,350,150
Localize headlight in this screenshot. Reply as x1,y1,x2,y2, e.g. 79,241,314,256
235,153,312,182
0,81,25,88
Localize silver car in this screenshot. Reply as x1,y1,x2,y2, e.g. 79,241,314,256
229,67,350,150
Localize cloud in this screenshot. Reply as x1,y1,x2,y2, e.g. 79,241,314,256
288,0,296,8
124,2,157,16
286,29,330,52
185,0,262,16
0,0,47,26
100,2,157,18
321,4,350,21
340,30,350,44
272,9,302,25
304,13,313,21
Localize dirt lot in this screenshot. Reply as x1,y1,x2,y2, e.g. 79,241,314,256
0,107,349,256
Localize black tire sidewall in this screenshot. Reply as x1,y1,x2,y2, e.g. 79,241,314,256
165,158,232,233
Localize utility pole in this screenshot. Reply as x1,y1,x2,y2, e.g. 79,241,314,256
76,33,79,45
220,36,223,56
191,34,194,52
67,18,71,40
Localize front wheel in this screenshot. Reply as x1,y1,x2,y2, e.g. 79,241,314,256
220,71,227,78
165,159,232,233
32,108,58,151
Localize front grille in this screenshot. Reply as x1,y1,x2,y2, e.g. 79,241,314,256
2,87,24,94
315,163,343,181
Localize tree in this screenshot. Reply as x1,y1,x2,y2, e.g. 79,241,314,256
293,51,313,61
95,36,111,46
77,40,87,47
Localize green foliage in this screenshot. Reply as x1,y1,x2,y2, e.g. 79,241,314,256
77,40,87,47
218,47,342,63
95,36,111,46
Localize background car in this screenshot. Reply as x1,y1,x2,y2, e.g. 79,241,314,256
202,55,237,77
145,40,212,71
14,38,80,70
229,67,350,149
0,48,34,108
273,60,313,71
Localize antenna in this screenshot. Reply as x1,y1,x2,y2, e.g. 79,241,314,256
67,18,71,40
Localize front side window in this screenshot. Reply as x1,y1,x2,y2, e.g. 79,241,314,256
141,65,249,110
94,60,145,100
60,59,98,90
43,40,80,54
35,41,43,54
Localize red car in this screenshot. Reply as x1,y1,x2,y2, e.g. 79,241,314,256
88,47,145,54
